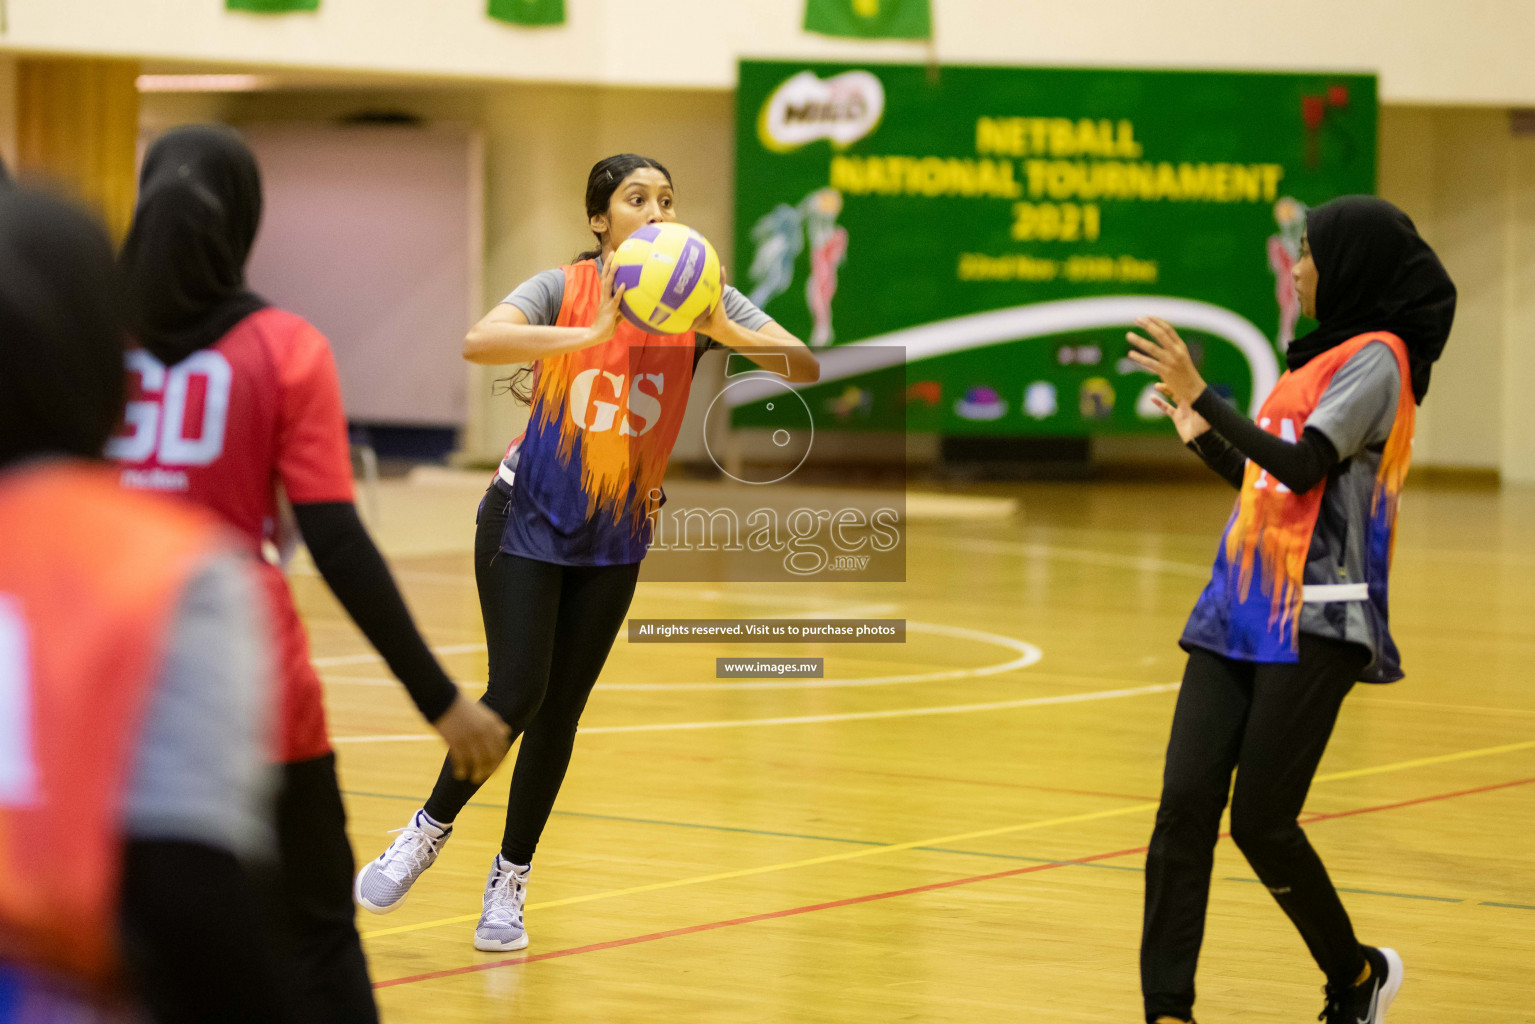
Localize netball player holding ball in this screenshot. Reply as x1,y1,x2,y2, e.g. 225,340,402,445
356,154,819,951
1128,196,1455,1024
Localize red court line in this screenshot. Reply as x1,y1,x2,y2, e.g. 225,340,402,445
1301,776,1535,823
375,775,1535,990
373,842,1150,990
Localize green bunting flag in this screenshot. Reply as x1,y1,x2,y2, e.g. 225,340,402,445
489,0,566,27
804,0,932,40
226,0,319,12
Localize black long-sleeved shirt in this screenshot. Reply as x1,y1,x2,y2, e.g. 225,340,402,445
1186,387,1339,493
293,501,458,722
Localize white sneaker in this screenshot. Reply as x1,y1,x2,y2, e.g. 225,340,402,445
354,809,451,914
474,855,530,952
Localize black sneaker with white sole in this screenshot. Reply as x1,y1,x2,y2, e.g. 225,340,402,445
1319,946,1403,1024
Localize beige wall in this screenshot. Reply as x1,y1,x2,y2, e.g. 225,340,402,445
1506,137,1535,483
0,55,17,173
8,0,1535,106
1378,106,1535,479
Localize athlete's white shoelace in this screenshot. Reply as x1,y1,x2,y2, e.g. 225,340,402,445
483,865,528,927
378,826,444,883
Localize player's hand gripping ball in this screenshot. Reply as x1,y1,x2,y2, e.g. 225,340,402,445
611,223,723,335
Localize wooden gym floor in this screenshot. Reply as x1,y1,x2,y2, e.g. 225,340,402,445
293,470,1535,1022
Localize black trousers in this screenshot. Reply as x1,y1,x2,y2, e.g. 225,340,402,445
423,485,640,865
120,840,289,1024
1141,635,1369,1023
271,754,378,1024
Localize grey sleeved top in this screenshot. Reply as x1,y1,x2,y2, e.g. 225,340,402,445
123,552,274,860
501,260,773,341
1298,341,1405,666
1305,341,1401,459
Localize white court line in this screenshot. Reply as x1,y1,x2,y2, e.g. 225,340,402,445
319,620,1038,692
312,642,488,669
638,585,894,610
300,562,908,607
309,586,902,672
329,681,1179,743
287,564,474,587
600,620,1037,691
323,675,475,689
933,537,1211,579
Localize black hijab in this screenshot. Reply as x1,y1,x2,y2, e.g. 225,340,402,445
120,125,268,367
0,189,125,467
1287,195,1456,403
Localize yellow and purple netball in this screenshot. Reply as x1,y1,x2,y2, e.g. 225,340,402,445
611,223,723,335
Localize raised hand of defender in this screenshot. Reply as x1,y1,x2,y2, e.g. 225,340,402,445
433,694,511,784
1150,382,1213,444
1126,316,1207,406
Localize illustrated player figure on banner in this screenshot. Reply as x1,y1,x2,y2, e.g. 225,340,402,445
747,203,805,310
745,188,850,348
1267,196,1308,351
802,188,848,348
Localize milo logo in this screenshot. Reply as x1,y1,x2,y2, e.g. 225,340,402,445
759,70,886,153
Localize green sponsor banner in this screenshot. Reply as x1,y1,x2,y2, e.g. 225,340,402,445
805,0,931,40
226,0,318,11
733,61,1376,436
488,0,565,26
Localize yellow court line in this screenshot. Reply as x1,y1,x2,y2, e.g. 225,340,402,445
360,736,1535,940
360,800,1158,939
1312,738,1535,783
1350,696,1535,718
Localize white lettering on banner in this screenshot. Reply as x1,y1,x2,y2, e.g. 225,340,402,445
0,596,38,807
568,370,666,437
107,350,233,468
1252,416,1297,493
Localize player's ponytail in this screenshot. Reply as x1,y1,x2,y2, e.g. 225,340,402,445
573,153,673,262
494,366,535,406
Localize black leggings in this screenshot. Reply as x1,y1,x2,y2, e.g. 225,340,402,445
271,753,377,1024
423,485,639,864
120,840,290,1024
1141,635,1369,1023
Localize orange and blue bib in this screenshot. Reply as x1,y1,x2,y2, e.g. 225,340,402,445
1181,333,1416,679
502,261,703,565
